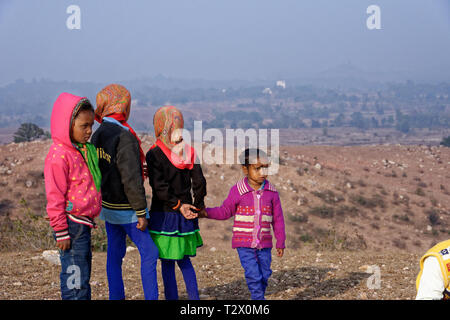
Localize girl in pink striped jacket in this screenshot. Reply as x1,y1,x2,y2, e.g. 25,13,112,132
200,148,286,300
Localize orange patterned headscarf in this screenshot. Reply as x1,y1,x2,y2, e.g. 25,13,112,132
95,84,147,179
95,84,131,122
150,106,196,170
153,105,184,149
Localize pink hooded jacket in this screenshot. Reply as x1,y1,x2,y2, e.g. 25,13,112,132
44,93,102,241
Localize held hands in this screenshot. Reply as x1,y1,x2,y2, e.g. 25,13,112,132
180,204,199,220
197,208,208,218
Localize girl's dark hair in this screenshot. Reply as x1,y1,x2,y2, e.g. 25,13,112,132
73,98,94,118
239,148,268,167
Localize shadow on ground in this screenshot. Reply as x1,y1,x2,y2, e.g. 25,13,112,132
200,266,369,300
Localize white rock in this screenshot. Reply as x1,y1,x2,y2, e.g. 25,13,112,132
42,250,61,265
13,282,22,286
126,246,136,252
209,247,217,252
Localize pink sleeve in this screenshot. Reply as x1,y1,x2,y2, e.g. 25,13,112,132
205,187,238,220
272,192,286,249
44,154,70,238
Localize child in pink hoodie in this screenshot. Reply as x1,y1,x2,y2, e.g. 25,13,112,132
44,92,102,300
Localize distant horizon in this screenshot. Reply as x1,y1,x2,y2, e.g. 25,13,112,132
3,59,450,89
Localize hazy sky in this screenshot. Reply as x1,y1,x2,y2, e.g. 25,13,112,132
1,0,449,85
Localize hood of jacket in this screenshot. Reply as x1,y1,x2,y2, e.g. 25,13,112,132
50,92,87,148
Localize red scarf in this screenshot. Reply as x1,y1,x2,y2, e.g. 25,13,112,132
150,139,196,170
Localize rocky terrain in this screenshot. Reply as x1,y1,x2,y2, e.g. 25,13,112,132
0,246,419,300
0,136,449,300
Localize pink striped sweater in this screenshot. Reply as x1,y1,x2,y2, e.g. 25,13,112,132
206,177,286,249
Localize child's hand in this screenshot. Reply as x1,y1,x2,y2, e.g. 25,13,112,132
136,217,148,231
180,204,198,220
57,239,71,251
276,248,284,258
197,208,208,218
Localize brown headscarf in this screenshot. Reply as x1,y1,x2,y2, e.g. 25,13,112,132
95,84,146,179
150,106,195,170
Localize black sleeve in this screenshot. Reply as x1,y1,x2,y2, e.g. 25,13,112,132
190,163,207,209
146,149,182,211
116,131,147,217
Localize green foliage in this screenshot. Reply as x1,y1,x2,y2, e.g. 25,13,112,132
440,136,450,147
288,213,308,223
13,122,47,143
426,209,440,226
2,78,450,132
0,198,54,251
415,187,426,197
396,119,411,134
308,205,335,219
313,227,367,251
0,198,108,252
349,194,385,209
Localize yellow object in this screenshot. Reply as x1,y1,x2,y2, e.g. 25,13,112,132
416,239,450,299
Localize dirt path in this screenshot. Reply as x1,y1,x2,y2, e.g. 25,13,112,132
0,246,420,300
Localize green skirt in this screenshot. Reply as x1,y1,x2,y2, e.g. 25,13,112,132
150,230,203,260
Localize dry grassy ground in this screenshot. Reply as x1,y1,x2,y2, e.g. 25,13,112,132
0,243,419,300
0,137,449,300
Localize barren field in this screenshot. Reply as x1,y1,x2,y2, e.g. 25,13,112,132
0,245,419,300
0,136,449,300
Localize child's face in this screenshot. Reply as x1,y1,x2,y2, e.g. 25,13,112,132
70,110,94,144
243,156,269,187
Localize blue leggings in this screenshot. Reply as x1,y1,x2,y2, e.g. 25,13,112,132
161,257,199,300
105,221,159,300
